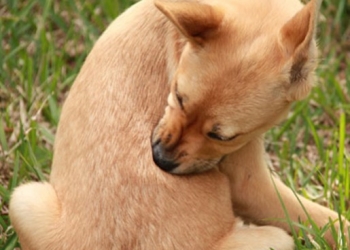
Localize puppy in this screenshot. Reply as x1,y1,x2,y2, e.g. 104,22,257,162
151,0,349,247
8,0,345,249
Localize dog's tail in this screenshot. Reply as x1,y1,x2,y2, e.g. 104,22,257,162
9,182,61,250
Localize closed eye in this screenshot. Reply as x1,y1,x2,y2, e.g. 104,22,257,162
175,90,184,110
207,132,237,141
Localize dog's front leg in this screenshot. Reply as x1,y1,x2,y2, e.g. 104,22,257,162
219,137,349,248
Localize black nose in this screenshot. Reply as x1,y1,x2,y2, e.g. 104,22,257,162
152,141,179,172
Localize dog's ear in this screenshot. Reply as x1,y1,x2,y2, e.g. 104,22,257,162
279,0,321,101
154,0,223,45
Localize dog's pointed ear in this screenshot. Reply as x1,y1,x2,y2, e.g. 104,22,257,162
279,0,321,101
154,0,223,45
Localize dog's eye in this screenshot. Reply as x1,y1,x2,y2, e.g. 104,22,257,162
175,91,184,109
207,132,236,141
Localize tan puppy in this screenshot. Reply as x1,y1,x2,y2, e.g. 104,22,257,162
8,0,346,250
151,0,349,248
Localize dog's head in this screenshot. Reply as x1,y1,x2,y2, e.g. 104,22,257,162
152,0,321,174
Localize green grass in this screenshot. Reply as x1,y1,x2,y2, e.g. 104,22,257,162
0,0,349,249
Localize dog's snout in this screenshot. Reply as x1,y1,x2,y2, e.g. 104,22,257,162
152,141,179,172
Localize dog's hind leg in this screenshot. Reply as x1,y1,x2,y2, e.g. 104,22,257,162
219,137,349,248
9,182,61,250
215,222,294,250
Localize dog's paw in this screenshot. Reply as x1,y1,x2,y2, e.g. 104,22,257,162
237,224,294,250
217,223,294,250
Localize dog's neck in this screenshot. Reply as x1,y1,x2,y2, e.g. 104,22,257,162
219,136,268,182
217,136,269,210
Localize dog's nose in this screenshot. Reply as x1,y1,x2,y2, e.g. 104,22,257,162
152,141,179,172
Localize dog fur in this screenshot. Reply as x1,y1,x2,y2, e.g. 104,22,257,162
9,0,348,249
150,0,349,247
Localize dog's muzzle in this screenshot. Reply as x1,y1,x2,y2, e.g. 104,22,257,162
152,141,179,172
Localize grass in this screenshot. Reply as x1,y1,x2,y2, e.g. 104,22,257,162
0,0,349,249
